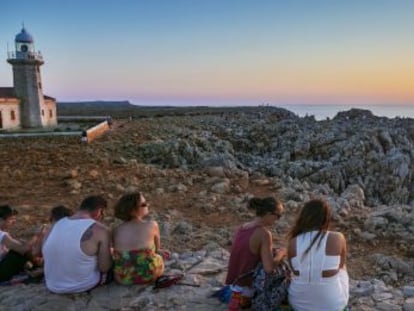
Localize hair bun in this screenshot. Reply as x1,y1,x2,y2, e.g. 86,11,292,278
248,196,280,217
248,197,262,210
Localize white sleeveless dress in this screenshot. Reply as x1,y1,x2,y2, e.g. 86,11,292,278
288,231,349,311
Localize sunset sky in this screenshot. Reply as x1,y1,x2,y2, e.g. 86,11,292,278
1,0,414,106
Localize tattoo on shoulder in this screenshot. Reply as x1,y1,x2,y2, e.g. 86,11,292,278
81,225,94,242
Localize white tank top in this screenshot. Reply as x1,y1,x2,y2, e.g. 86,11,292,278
288,230,349,311
0,230,8,261
291,230,341,283
42,217,100,293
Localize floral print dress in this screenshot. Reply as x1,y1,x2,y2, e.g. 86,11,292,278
113,244,164,285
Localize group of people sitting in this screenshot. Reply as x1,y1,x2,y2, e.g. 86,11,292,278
0,193,349,311
0,192,165,293
225,197,349,311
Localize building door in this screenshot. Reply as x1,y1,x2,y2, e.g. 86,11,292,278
0,111,3,129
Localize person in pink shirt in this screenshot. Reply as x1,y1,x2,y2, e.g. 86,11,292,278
225,196,285,309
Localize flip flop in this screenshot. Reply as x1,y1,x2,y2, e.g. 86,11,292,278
153,274,184,289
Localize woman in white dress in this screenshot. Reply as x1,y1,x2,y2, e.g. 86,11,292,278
287,199,349,311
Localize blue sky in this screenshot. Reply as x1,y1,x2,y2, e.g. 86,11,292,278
1,0,414,106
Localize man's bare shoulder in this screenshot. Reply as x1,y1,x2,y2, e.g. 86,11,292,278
81,222,110,242
1,232,13,245
92,221,110,231
93,222,111,237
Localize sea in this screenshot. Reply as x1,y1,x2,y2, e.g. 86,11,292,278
131,99,414,121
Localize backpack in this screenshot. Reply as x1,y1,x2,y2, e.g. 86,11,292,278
210,268,256,303
251,260,291,311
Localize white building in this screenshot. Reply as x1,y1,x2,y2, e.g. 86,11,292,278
0,27,57,130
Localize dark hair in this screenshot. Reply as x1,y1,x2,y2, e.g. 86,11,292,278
50,205,73,222
0,205,18,220
248,196,281,217
79,195,107,212
114,192,143,221
288,199,332,258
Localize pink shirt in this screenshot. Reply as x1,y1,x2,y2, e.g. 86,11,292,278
225,225,261,286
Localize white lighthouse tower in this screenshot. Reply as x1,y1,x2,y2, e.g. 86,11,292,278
6,27,56,128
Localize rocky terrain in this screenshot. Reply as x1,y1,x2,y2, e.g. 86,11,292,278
1,105,414,310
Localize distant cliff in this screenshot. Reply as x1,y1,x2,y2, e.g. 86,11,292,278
57,101,296,119
57,100,134,116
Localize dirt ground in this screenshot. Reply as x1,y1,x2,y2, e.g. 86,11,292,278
0,117,403,284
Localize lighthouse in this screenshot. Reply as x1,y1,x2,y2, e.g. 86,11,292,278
5,27,56,128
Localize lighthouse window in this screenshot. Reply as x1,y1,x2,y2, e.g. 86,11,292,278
38,82,42,89
49,110,53,118
10,110,16,121
42,109,45,116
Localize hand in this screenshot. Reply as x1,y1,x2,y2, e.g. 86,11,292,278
25,242,34,255
100,273,108,285
273,247,287,264
157,249,171,261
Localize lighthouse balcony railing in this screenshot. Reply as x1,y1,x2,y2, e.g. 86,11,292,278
7,51,43,61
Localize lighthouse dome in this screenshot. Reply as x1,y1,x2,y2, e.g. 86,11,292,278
15,28,34,43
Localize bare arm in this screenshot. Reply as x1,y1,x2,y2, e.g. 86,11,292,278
95,225,112,273
110,226,117,254
325,231,347,269
287,238,296,259
3,233,30,255
339,232,347,269
287,238,299,274
273,247,287,264
153,221,161,251
31,224,49,257
260,229,274,273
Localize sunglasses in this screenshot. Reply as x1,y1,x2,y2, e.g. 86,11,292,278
140,202,148,208
270,211,282,219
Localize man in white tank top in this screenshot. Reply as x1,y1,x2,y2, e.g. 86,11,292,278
42,195,112,293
